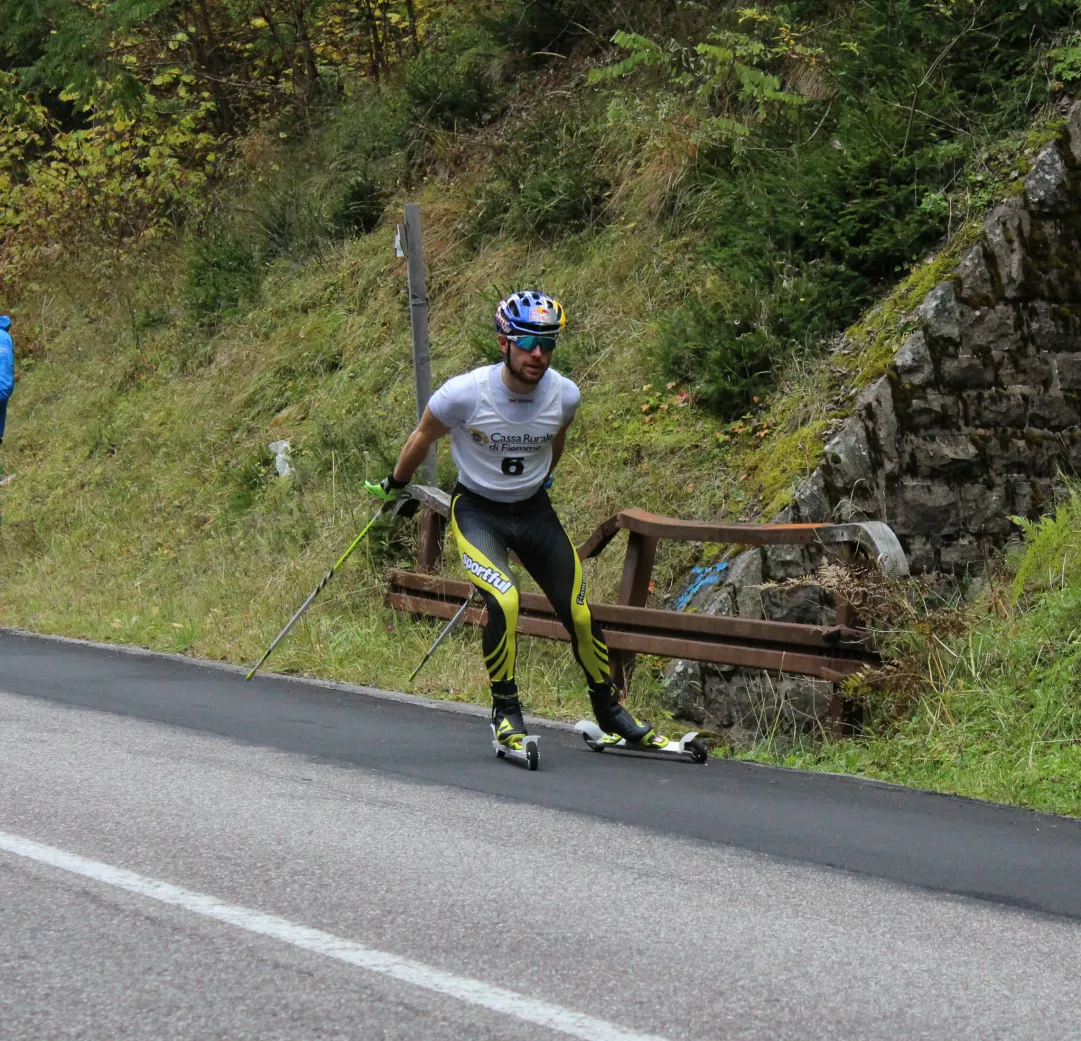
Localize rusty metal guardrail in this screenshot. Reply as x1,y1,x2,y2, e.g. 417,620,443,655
386,569,879,682
388,487,906,732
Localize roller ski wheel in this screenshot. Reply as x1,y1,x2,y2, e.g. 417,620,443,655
490,724,540,771
574,720,708,765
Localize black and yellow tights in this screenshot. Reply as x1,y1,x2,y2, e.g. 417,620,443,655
450,483,613,714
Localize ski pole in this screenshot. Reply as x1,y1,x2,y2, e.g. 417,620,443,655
409,590,479,683
246,501,394,681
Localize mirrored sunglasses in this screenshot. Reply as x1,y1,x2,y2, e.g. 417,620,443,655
511,334,557,353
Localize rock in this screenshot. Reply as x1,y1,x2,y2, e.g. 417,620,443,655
1022,301,1081,352
722,549,764,620
981,201,1031,300
726,547,763,590
960,304,1021,352
1024,145,1070,215
962,389,1028,428
761,583,835,626
700,582,737,618
1054,354,1081,391
763,542,809,582
956,245,995,305
1069,99,1081,165
1010,478,1055,519
938,353,996,390
1027,393,1080,430
903,392,962,433
794,469,831,523
901,535,936,573
906,435,980,480
854,377,899,472
689,667,834,737
823,418,875,497
887,481,960,535
960,484,1013,536
832,497,877,523
268,439,294,478
894,329,935,387
1001,350,1053,389
661,658,707,724
917,281,961,346
736,582,765,620
939,537,986,574
987,436,1058,478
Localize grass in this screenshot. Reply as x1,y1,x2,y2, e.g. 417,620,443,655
726,489,1081,817
749,575,1081,818
0,197,758,728
5,191,1081,816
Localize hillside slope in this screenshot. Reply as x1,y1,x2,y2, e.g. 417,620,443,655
0,201,738,720
3,1,1081,812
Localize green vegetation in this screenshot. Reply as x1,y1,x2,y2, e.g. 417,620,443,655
763,490,1081,818
3,1,1081,814
0,201,731,724
596,2,1080,415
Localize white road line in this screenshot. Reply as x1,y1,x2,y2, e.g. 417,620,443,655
0,830,671,1041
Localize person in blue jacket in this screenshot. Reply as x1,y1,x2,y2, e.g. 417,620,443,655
0,315,12,444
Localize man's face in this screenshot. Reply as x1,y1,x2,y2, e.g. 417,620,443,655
499,334,555,386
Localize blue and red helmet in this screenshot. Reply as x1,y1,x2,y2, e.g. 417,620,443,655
494,291,567,337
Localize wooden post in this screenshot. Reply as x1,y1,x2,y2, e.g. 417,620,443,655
609,531,659,696
417,511,446,574
400,205,436,486
829,542,861,737
399,205,440,570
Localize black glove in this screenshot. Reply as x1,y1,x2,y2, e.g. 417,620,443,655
365,472,409,502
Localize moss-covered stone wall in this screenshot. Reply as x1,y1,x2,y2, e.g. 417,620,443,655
665,100,1081,742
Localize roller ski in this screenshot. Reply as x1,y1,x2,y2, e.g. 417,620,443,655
576,686,708,764
490,694,539,771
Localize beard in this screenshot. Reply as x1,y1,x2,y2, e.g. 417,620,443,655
505,350,545,386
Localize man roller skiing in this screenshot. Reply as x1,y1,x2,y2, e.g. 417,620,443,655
367,291,667,755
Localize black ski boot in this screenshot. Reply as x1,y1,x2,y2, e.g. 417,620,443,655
491,690,527,752
588,684,666,748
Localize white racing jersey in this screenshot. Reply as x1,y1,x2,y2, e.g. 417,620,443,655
428,363,580,503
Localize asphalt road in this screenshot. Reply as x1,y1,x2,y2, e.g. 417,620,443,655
3,628,1081,1039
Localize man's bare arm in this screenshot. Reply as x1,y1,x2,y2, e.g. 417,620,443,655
392,406,450,483
547,421,572,477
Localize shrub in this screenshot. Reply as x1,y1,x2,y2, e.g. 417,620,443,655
184,234,261,323
483,0,605,60
1010,485,1081,601
326,90,411,175
598,0,1079,414
464,119,609,241
329,174,384,238
256,175,334,261
402,23,503,130
510,157,609,239
657,284,776,418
